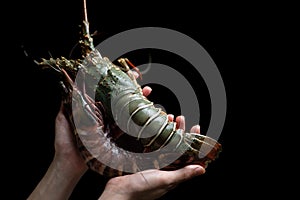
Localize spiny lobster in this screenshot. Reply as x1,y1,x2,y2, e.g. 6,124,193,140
35,0,222,178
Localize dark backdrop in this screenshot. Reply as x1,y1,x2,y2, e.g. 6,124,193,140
3,0,273,199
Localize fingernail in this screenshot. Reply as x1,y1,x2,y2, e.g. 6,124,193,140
145,86,152,92
168,114,174,121
132,71,139,79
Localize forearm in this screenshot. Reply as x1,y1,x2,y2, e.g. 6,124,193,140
28,156,86,200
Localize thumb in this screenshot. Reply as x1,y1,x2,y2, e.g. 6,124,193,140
170,165,206,184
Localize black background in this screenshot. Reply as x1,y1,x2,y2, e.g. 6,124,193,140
3,0,289,199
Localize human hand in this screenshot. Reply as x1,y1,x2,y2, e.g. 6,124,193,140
53,102,89,175
99,118,204,200
100,165,204,200
53,85,154,176
29,66,205,200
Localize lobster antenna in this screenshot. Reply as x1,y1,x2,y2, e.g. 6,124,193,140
80,0,99,57
83,0,88,22
68,0,89,58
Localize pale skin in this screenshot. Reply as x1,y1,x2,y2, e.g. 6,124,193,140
28,86,205,200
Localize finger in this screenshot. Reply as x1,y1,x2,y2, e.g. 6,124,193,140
167,114,174,122
142,86,152,97
168,165,205,184
190,125,200,134
131,70,140,79
175,116,185,131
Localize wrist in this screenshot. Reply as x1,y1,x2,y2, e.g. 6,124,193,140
52,154,88,178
